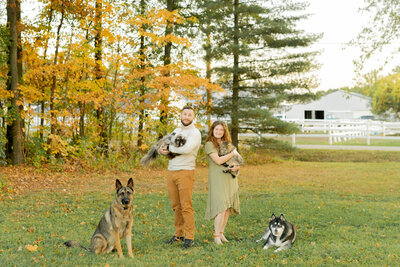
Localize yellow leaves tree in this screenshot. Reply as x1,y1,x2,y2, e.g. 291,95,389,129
3,0,225,163
373,72,400,120
123,0,223,149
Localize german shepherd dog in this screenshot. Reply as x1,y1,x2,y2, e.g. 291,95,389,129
256,214,296,252
64,178,134,258
140,132,186,166
218,141,244,178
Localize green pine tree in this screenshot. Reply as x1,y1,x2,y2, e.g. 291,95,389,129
203,0,321,146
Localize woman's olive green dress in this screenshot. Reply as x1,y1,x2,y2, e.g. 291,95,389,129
204,141,240,220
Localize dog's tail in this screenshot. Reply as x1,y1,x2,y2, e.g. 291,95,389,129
64,240,90,251
140,145,159,166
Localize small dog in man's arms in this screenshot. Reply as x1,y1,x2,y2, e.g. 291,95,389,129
64,178,135,258
256,214,296,252
218,141,244,178
140,132,186,166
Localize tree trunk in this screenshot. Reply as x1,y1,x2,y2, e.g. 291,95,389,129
205,23,212,129
6,0,24,164
137,0,146,149
159,0,175,139
62,31,74,132
40,8,53,141
109,43,120,144
50,4,65,136
79,102,85,138
95,0,108,153
231,0,239,147
79,29,90,140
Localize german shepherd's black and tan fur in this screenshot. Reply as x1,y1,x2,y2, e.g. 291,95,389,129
64,178,134,258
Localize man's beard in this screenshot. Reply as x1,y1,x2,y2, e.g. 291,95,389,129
181,119,193,126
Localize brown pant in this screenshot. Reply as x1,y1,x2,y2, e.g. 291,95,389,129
166,170,195,240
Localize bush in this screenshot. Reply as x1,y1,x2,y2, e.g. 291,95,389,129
0,128,6,166
25,137,49,167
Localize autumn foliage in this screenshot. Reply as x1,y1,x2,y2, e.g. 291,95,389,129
1,0,223,165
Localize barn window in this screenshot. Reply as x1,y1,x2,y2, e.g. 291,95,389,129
315,110,324,120
305,110,312,119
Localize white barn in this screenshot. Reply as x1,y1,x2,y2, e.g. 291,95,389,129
284,90,373,120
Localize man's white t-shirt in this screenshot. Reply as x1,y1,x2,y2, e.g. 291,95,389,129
168,124,201,171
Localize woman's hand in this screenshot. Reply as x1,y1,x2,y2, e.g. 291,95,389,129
229,165,240,172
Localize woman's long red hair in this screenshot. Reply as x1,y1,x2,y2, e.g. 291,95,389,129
205,121,232,151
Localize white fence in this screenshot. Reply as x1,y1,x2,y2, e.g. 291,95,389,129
287,119,400,145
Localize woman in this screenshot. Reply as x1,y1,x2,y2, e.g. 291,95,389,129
204,121,240,245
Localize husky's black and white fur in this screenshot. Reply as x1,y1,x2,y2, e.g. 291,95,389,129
218,141,244,178
140,132,186,166
256,214,296,252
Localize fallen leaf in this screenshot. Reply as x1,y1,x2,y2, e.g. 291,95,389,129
25,244,39,252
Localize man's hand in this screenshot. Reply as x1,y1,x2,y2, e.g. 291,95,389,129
158,145,169,155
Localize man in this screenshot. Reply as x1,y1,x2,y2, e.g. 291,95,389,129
158,106,202,249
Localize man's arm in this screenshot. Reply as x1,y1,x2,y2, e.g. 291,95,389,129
168,130,201,155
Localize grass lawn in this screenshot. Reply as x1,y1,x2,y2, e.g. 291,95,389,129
0,161,399,266
270,136,400,146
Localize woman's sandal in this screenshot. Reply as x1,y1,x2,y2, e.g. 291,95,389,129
220,232,229,242
213,233,222,245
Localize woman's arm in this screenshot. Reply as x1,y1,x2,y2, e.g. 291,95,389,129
209,150,237,165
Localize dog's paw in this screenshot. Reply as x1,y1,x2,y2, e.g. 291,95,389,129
274,247,288,252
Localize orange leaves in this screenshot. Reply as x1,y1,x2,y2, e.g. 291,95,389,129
131,9,185,30
25,244,39,252
4,0,228,159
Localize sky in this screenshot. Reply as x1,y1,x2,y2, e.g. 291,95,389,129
299,0,369,90
300,0,395,91
3,0,395,92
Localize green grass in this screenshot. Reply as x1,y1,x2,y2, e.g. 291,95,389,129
1,162,399,266
242,148,400,164
292,149,400,162
271,136,400,146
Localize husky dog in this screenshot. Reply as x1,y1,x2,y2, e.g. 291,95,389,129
140,132,187,166
218,141,244,178
256,214,296,252
65,178,135,258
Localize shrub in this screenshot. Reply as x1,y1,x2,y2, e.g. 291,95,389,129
0,128,7,166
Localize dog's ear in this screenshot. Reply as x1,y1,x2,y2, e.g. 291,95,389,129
280,214,286,221
116,179,123,192
270,214,276,220
127,178,134,191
